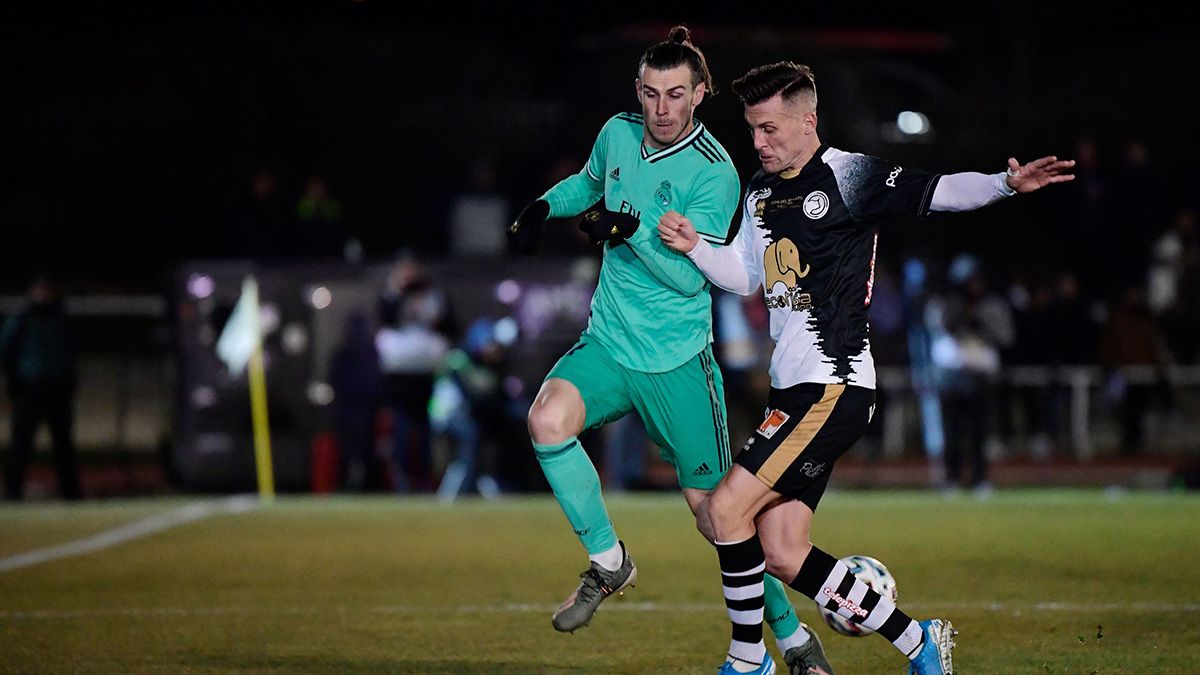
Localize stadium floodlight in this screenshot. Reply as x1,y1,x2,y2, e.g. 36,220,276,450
896,110,930,136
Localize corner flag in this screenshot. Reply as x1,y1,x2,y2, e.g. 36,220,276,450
215,276,275,503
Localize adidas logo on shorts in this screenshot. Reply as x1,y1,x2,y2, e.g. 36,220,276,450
692,462,712,476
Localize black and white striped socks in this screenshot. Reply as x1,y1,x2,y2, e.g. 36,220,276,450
715,535,769,667
790,546,925,658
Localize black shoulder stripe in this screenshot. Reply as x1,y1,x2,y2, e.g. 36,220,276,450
692,143,718,164
696,135,727,163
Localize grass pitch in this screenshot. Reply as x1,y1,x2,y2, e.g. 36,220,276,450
2,489,1198,673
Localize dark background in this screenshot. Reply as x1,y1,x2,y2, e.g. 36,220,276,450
3,3,1196,292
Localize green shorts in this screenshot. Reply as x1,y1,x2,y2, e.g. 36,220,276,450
546,333,731,490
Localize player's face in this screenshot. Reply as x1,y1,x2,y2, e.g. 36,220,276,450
745,93,816,174
637,65,705,149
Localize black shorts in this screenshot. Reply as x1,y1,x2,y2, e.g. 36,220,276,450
734,383,875,511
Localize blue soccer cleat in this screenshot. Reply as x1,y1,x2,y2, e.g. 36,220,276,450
908,619,956,675
717,656,777,675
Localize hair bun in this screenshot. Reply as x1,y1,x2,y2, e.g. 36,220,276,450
668,25,691,44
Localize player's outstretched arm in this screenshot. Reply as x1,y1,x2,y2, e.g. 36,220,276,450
659,211,759,296
1004,156,1076,193
929,155,1075,213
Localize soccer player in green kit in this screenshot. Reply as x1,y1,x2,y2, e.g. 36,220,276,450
507,26,832,674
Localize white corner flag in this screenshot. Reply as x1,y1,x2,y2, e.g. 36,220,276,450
214,276,275,503
216,277,261,374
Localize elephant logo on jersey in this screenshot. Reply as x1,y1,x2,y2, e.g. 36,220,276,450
654,180,673,207
764,237,810,291
804,191,829,219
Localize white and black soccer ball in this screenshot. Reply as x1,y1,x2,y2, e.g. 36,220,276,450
818,555,898,637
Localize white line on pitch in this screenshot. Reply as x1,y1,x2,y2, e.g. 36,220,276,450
2,600,1197,620
0,496,259,574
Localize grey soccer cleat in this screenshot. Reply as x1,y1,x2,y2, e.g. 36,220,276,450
783,624,836,675
551,541,637,632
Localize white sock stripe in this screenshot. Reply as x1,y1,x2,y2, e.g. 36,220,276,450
729,608,764,625
896,621,924,657
728,640,767,664
723,581,765,601
723,562,766,577
860,603,891,631
846,579,869,607
818,562,848,602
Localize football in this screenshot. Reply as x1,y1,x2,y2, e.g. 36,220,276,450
818,555,898,637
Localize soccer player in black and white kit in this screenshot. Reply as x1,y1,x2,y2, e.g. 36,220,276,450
659,62,1074,675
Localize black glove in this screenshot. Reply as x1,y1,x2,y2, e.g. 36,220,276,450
578,199,640,246
508,199,550,255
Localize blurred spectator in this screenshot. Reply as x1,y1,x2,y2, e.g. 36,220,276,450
231,168,288,259
1011,277,1059,459
448,157,510,258
904,256,947,485
295,176,350,259
1148,207,1198,362
1,274,81,501
377,252,452,492
1111,140,1163,274
1171,238,1200,364
329,312,383,491
863,261,906,459
1099,286,1171,455
929,255,1007,495
431,316,527,501
1054,137,1108,294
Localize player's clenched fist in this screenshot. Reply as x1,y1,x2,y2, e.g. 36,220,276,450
657,210,699,253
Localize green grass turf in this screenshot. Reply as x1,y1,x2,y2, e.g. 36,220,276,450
1,489,1198,673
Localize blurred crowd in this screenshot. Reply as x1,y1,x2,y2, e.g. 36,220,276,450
7,136,1195,500
283,135,1198,500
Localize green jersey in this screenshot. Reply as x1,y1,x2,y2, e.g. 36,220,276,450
541,113,740,373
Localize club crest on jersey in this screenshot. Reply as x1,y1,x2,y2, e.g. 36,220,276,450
655,180,673,207
804,191,829,219
750,188,772,220
757,409,790,439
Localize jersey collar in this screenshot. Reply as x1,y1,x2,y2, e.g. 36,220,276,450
778,143,829,179
640,121,706,163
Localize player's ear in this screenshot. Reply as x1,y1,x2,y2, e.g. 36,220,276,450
634,78,644,103
805,111,818,134
691,81,706,108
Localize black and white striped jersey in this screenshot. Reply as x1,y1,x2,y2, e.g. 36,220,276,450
708,145,942,389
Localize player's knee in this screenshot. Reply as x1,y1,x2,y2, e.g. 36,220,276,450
705,487,750,535
527,401,572,445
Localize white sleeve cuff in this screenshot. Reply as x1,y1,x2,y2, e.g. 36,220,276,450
685,238,712,263
995,171,1016,197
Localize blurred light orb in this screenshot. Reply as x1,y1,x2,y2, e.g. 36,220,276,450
307,382,334,406
187,274,215,300
897,111,930,136
496,279,521,304
310,286,332,310
494,317,519,345
281,323,309,355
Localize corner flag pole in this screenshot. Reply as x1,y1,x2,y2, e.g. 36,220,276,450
247,338,275,504
243,278,275,504
215,276,275,504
